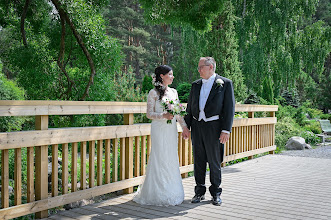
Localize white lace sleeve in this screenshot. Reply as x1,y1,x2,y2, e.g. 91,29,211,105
146,89,165,120
173,89,188,129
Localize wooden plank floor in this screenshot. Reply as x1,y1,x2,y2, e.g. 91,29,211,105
46,155,331,220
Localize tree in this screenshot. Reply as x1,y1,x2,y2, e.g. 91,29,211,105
104,0,182,82
204,0,247,101
0,0,123,101
138,0,225,32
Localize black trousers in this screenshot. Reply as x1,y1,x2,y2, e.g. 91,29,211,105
191,119,224,197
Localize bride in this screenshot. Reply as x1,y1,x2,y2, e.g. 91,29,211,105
133,65,190,206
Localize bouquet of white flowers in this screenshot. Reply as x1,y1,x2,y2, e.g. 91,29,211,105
161,98,187,124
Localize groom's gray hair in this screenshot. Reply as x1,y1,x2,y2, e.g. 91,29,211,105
201,57,216,72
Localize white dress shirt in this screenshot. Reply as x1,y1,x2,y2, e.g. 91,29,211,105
198,73,230,134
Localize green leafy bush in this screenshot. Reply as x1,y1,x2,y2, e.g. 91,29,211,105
177,82,191,103
300,131,320,145
141,75,153,94
275,117,303,149
320,114,331,121
303,120,322,134
0,72,27,132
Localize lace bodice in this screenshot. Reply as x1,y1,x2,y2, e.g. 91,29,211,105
147,88,187,129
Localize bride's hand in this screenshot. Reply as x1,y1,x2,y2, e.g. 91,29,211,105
163,112,174,120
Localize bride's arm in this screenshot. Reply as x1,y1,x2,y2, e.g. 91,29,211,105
146,89,165,120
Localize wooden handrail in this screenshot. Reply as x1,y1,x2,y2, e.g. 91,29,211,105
0,100,278,116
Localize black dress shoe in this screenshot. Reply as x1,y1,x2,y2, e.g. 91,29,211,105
212,195,222,206
191,194,205,203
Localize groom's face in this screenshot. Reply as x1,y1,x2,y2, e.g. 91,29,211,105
198,59,213,79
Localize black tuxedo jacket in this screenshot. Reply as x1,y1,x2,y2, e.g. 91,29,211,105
184,74,235,133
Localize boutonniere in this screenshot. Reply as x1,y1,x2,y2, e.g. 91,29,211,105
216,78,224,88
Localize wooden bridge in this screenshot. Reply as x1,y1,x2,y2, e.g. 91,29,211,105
0,101,279,219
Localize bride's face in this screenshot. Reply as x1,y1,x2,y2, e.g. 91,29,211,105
161,70,174,86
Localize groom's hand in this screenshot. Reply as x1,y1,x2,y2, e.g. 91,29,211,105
219,132,230,144
182,127,190,139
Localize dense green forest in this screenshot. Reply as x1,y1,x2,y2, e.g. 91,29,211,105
0,0,330,136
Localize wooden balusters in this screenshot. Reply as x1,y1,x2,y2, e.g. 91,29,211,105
27,147,34,202
89,141,95,188
52,144,58,197
140,136,147,175
71,142,78,191
147,135,151,163
80,142,87,190
105,139,111,184
1,149,9,208
97,140,103,186
112,138,118,182
62,143,69,194
14,148,22,205
134,136,140,177
120,138,125,181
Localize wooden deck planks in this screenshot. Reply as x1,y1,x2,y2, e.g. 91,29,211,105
47,155,331,220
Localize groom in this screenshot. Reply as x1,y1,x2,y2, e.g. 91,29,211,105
183,57,235,206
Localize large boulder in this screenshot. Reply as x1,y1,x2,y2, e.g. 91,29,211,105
285,136,311,150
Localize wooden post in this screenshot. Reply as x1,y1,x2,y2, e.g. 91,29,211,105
124,113,134,194
35,115,48,219
269,111,276,154
248,112,255,160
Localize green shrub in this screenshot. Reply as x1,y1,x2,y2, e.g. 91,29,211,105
320,114,331,121
303,120,322,134
276,105,297,120
141,75,153,94
0,72,27,132
300,131,320,145
275,117,303,148
294,106,308,126
306,108,323,119
177,82,191,103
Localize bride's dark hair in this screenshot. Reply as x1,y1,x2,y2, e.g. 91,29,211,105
153,65,172,100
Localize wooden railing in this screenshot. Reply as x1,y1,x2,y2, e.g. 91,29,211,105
0,100,278,219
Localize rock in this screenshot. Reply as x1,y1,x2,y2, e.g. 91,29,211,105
304,144,312,149
285,136,307,150
0,185,14,194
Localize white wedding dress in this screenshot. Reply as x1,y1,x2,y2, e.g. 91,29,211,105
133,88,186,206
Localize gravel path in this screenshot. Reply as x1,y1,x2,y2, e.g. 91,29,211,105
279,143,331,159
